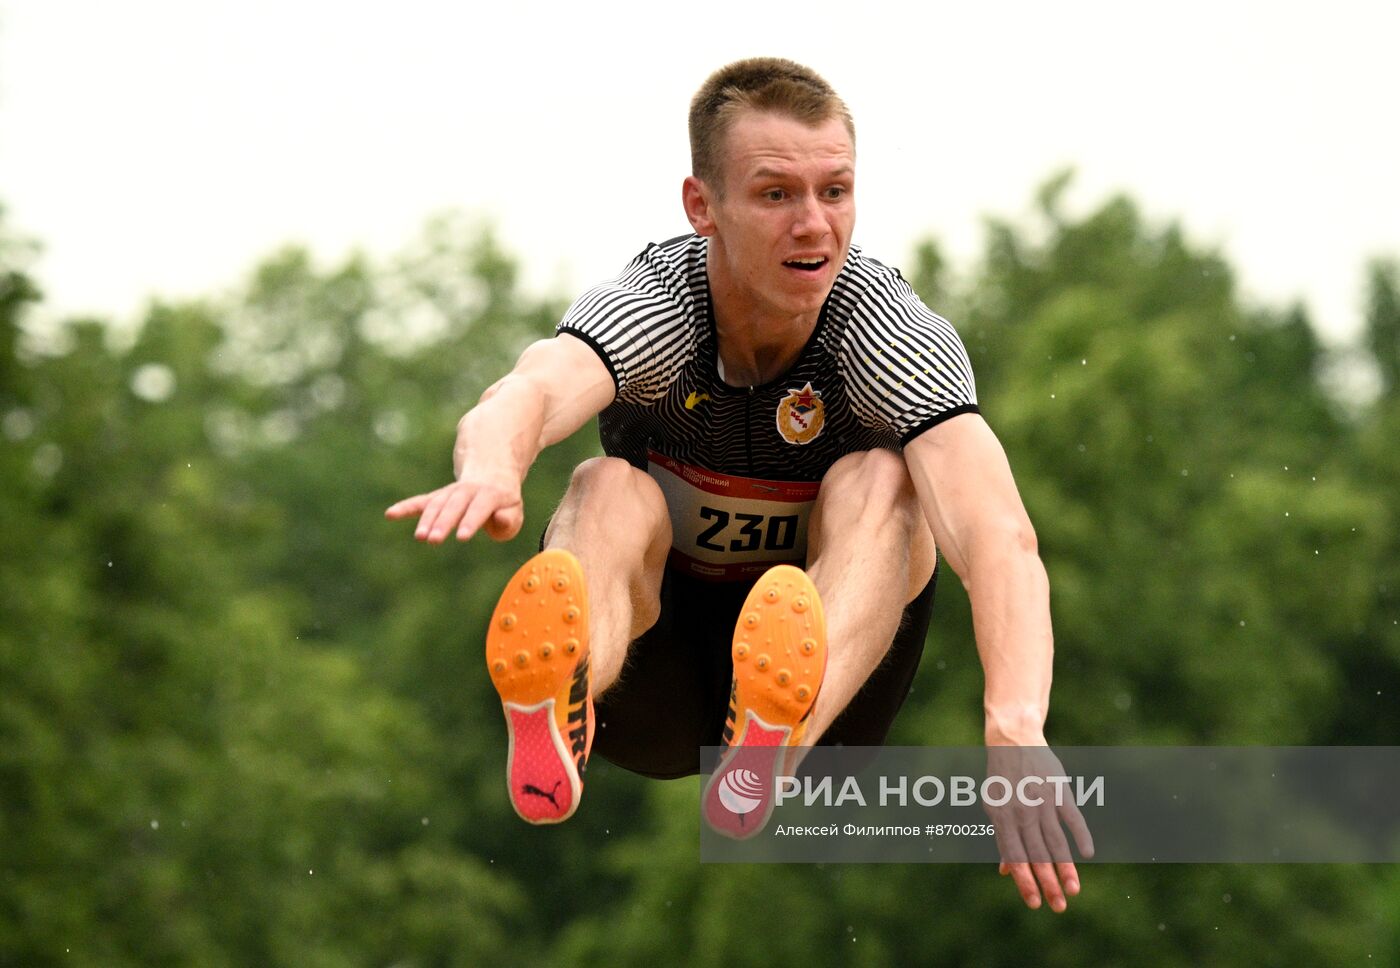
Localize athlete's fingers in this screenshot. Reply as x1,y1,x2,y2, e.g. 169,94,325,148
385,492,433,519
418,486,467,542
1039,812,1080,899
1022,824,1067,913
993,822,1039,908
1061,800,1095,859
993,814,1027,865
1040,806,1074,864
457,488,511,541
482,503,525,542
413,488,452,540
1032,860,1066,913
455,492,494,541
1005,861,1042,910
425,486,473,543
1058,862,1081,898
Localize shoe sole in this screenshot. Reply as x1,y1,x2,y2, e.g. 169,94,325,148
485,549,590,824
729,564,827,744
704,565,827,839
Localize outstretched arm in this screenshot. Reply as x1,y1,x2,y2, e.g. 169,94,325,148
904,413,1091,911
905,414,1052,745
385,333,614,542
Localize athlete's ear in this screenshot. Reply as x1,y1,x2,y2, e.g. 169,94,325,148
682,175,717,236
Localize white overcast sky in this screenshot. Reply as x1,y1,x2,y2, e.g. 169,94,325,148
1,0,1396,342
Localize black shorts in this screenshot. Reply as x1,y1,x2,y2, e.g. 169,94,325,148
592,563,937,780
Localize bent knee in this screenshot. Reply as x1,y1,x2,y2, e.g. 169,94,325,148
813,449,936,596
566,457,670,534
570,455,638,490
820,448,917,507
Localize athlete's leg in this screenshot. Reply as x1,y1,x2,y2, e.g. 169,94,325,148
704,450,933,836
800,448,937,746
542,456,672,693
488,457,671,824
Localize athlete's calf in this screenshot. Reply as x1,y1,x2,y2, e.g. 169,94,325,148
543,456,672,693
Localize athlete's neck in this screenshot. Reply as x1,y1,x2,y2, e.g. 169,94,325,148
708,263,821,388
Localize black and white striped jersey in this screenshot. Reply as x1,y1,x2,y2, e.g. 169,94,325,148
557,233,979,483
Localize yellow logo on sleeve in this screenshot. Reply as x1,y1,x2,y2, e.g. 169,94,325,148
776,382,825,445
685,390,711,410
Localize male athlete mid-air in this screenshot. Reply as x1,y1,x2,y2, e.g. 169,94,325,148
387,58,1090,912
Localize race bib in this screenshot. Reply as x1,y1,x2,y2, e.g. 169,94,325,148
646,449,819,582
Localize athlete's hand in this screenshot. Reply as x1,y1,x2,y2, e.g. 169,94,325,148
984,745,1094,913
384,471,525,543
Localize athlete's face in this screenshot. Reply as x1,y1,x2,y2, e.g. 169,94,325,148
684,110,855,322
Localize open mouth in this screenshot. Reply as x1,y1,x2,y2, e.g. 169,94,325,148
783,257,828,273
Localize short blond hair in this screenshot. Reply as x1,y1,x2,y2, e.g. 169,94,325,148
688,57,855,193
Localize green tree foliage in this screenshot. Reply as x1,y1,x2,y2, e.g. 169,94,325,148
1,190,1397,965
1364,258,1400,396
